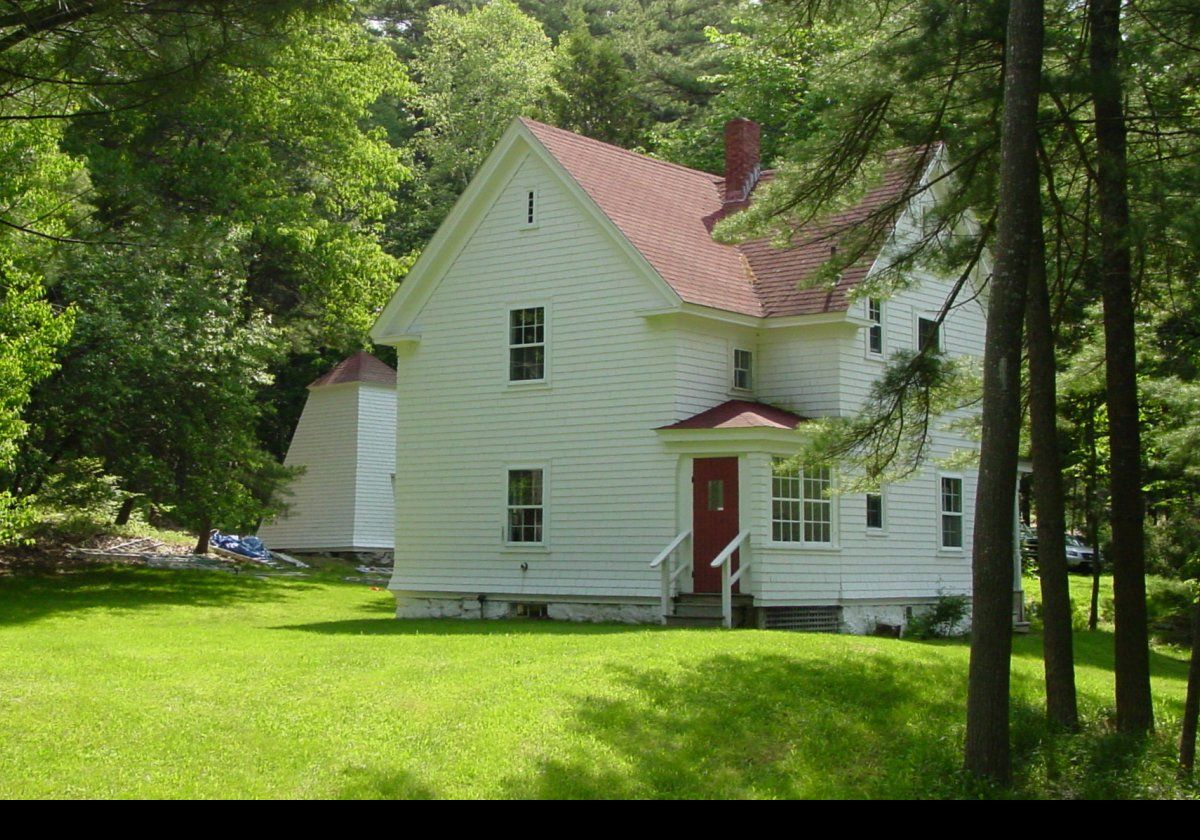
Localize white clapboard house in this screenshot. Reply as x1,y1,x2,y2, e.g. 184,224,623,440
257,352,396,559
370,117,1021,631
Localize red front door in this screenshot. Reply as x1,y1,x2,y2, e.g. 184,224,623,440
692,457,739,593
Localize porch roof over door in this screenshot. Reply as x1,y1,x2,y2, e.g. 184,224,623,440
658,400,808,431
656,400,810,452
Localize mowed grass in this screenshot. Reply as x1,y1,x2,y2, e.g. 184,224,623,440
0,568,1193,799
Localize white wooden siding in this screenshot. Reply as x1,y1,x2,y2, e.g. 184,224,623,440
741,205,987,604
353,384,397,549
387,140,987,609
258,381,396,551
258,385,362,550
390,153,680,599
672,324,757,418
756,324,846,417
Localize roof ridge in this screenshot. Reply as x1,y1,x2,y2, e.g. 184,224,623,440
308,351,396,389
519,118,922,319
519,117,722,183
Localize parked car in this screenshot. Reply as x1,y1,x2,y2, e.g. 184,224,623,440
1020,525,1100,572
1019,522,1038,558
1064,534,1100,572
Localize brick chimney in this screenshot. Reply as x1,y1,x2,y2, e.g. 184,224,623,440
724,118,761,205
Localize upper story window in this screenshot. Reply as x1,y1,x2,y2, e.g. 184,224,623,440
509,306,545,382
866,491,884,531
733,348,753,390
867,298,884,356
507,468,544,544
918,317,941,353
940,476,964,549
772,459,834,545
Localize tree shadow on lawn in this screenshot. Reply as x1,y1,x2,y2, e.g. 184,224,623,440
0,566,324,627
1011,627,1189,685
498,650,972,799
275,612,663,637
492,639,1192,800
334,767,439,800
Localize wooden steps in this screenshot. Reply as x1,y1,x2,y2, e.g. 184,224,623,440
664,593,754,628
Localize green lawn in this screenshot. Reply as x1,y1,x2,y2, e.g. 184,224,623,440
0,568,1193,799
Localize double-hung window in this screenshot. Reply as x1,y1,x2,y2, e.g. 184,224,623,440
940,476,964,549
866,491,884,531
772,459,834,545
509,307,545,382
733,348,753,390
507,468,544,544
867,299,884,356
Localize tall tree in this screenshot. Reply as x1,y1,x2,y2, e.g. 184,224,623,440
1025,208,1079,729
964,0,1044,784
1089,0,1154,734
11,4,412,540
1183,595,1200,772
548,24,646,147
413,0,554,192
0,115,80,541
398,0,554,247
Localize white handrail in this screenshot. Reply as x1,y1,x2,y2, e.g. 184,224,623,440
709,529,750,568
710,529,751,628
651,529,692,624
650,529,691,569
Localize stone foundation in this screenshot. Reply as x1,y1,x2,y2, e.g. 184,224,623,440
393,594,658,624
839,600,973,636
393,593,977,634
287,549,393,565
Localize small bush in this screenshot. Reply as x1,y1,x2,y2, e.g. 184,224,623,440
36,458,127,517
1145,577,1197,647
906,592,970,639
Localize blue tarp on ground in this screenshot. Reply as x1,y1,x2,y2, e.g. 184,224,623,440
210,531,269,561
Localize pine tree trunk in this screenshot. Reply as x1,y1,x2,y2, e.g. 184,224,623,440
1086,404,1101,632
1089,0,1154,735
1026,222,1079,730
1181,595,1200,772
964,0,1044,785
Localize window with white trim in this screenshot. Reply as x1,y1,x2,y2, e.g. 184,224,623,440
509,307,545,382
918,317,941,353
507,469,544,543
772,459,833,545
867,299,883,355
940,476,963,549
866,491,884,531
733,348,753,390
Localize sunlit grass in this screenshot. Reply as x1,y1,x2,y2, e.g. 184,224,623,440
0,568,1193,799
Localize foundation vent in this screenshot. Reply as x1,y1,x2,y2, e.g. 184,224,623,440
763,606,841,633
514,602,548,619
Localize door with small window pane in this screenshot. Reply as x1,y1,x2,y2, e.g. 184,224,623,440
692,457,739,593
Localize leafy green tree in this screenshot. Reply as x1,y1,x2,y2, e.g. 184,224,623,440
601,0,733,128
414,0,554,193
0,118,80,541
661,4,826,173
548,24,646,147
29,240,290,550
13,5,413,541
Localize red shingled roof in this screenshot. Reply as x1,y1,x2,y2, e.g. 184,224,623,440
659,400,808,430
521,118,927,318
308,352,396,389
